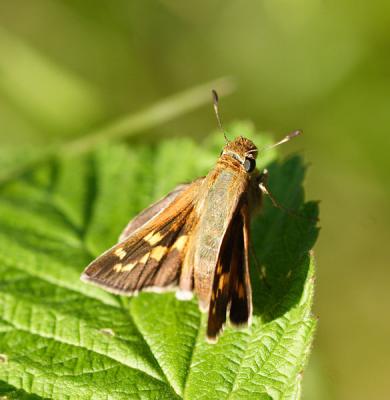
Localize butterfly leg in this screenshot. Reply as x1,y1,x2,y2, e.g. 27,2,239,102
258,169,287,211
258,169,318,222
258,169,303,219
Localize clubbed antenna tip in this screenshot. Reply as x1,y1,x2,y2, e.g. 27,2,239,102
265,129,302,151
211,89,229,143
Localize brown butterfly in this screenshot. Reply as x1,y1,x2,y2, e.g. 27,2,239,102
81,90,301,342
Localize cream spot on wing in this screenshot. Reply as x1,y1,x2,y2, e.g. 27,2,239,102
114,247,127,260
139,253,150,264
172,235,188,252
150,245,168,262
113,263,122,272
144,231,162,245
122,262,137,272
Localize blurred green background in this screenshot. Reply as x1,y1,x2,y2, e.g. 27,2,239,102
0,1,389,398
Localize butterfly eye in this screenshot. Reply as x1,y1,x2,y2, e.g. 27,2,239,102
244,157,256,172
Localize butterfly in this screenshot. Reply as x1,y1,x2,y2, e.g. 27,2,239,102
81,90,300,342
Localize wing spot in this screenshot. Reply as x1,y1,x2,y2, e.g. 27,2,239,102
113,263,122,272
216,263,222,273
218,273,228,290
140,253,150,264
114,247,127,260
144,231,162,245
150,245,168,262
172,235,188,251
238,283,245,298
122,262,137,272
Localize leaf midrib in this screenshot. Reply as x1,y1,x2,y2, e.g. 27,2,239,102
117,297,181,398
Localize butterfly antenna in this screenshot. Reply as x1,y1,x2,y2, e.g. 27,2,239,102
264,130,302,151
212,89,229,143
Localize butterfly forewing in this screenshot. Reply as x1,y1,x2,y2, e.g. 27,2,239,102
207,198,252,341
206,209,241,340
82,180,203,294
229,201,252,327
118,183,191,242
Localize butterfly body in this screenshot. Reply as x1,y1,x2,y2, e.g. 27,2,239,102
82,136,264,341
190,141,262,313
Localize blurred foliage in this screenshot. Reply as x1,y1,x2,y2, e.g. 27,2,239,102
0,1,389,399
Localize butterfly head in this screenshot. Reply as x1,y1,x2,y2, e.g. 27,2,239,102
222,136,258,173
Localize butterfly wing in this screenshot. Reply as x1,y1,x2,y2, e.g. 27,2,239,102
81,179,203,295
118,183,190,242
228,201,252,327
206,198,252,341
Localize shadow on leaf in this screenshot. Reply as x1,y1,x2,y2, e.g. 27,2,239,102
251,155,319,321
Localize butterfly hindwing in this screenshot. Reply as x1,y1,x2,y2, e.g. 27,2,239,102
82,180,202,294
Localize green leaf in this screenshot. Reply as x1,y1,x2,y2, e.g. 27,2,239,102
0,123,319,399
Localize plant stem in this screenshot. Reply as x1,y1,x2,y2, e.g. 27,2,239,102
64,76,235,155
